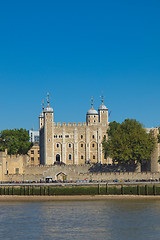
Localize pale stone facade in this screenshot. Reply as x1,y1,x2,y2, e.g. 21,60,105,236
39,95,110,165
28,143,40,166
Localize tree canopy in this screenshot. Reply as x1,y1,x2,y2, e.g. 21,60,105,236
157,127,160,143
0,128,32,155
102,119,156,165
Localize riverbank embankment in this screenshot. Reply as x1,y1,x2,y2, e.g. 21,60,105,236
1,195,160,201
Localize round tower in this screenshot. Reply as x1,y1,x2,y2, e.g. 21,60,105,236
39,100,45,129
43,93,54,165
86,97,98,125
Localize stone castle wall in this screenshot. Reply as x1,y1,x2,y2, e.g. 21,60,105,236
2,163,160,183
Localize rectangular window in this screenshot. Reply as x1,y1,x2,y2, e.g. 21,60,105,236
93,155,95,159
15,168,19,174
65,135,69,138
31,150,34,154
69,154,72,160
81,144,83,147
81,155,83,159
38,150,40,154
31,157,34,161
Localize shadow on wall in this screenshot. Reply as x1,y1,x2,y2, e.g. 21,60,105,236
88,163,139,173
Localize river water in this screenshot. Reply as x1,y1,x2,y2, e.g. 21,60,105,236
0,199,160,240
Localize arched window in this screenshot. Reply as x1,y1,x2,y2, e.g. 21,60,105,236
57,143,59,148
56,154,60,162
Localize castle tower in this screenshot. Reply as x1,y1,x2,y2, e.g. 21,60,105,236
39,101,45,129
43,93,54,165
98,93,108,126
86,97,98,125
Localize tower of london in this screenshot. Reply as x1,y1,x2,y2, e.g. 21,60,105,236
39,94,110,165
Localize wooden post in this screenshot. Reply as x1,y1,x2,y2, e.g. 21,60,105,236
145,185,148,195
98,184,100,195
137,185,140,195
153,184,156,195
106,184,108,195
121,185,124,195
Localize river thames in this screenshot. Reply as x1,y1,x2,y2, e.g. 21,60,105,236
0,199,160,240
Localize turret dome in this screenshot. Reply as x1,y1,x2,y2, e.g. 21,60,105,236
99,103,108,110
44,104,53,113
87,96,98,115
39,111,44,118
87,108,98,115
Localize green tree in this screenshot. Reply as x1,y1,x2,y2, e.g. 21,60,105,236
0,128,32,155
157,127,160,143
102,119,156,165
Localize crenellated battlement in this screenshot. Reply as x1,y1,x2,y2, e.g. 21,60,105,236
53,122,88,127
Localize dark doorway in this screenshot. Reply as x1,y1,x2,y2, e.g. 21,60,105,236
56,154,60,162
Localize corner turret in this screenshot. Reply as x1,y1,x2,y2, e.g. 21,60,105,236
86,97,98,125
98,93,108,125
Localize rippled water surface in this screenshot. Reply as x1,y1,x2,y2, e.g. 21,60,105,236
0,199,160,240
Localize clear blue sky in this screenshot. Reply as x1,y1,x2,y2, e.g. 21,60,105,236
0,0,160,131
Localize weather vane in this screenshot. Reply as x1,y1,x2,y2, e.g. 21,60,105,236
91,96,94,107
41,100,45,110
47,92,50,104
100,91,104,103
42,100,45,109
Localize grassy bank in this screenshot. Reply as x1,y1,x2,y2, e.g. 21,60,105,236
0,184,159,196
